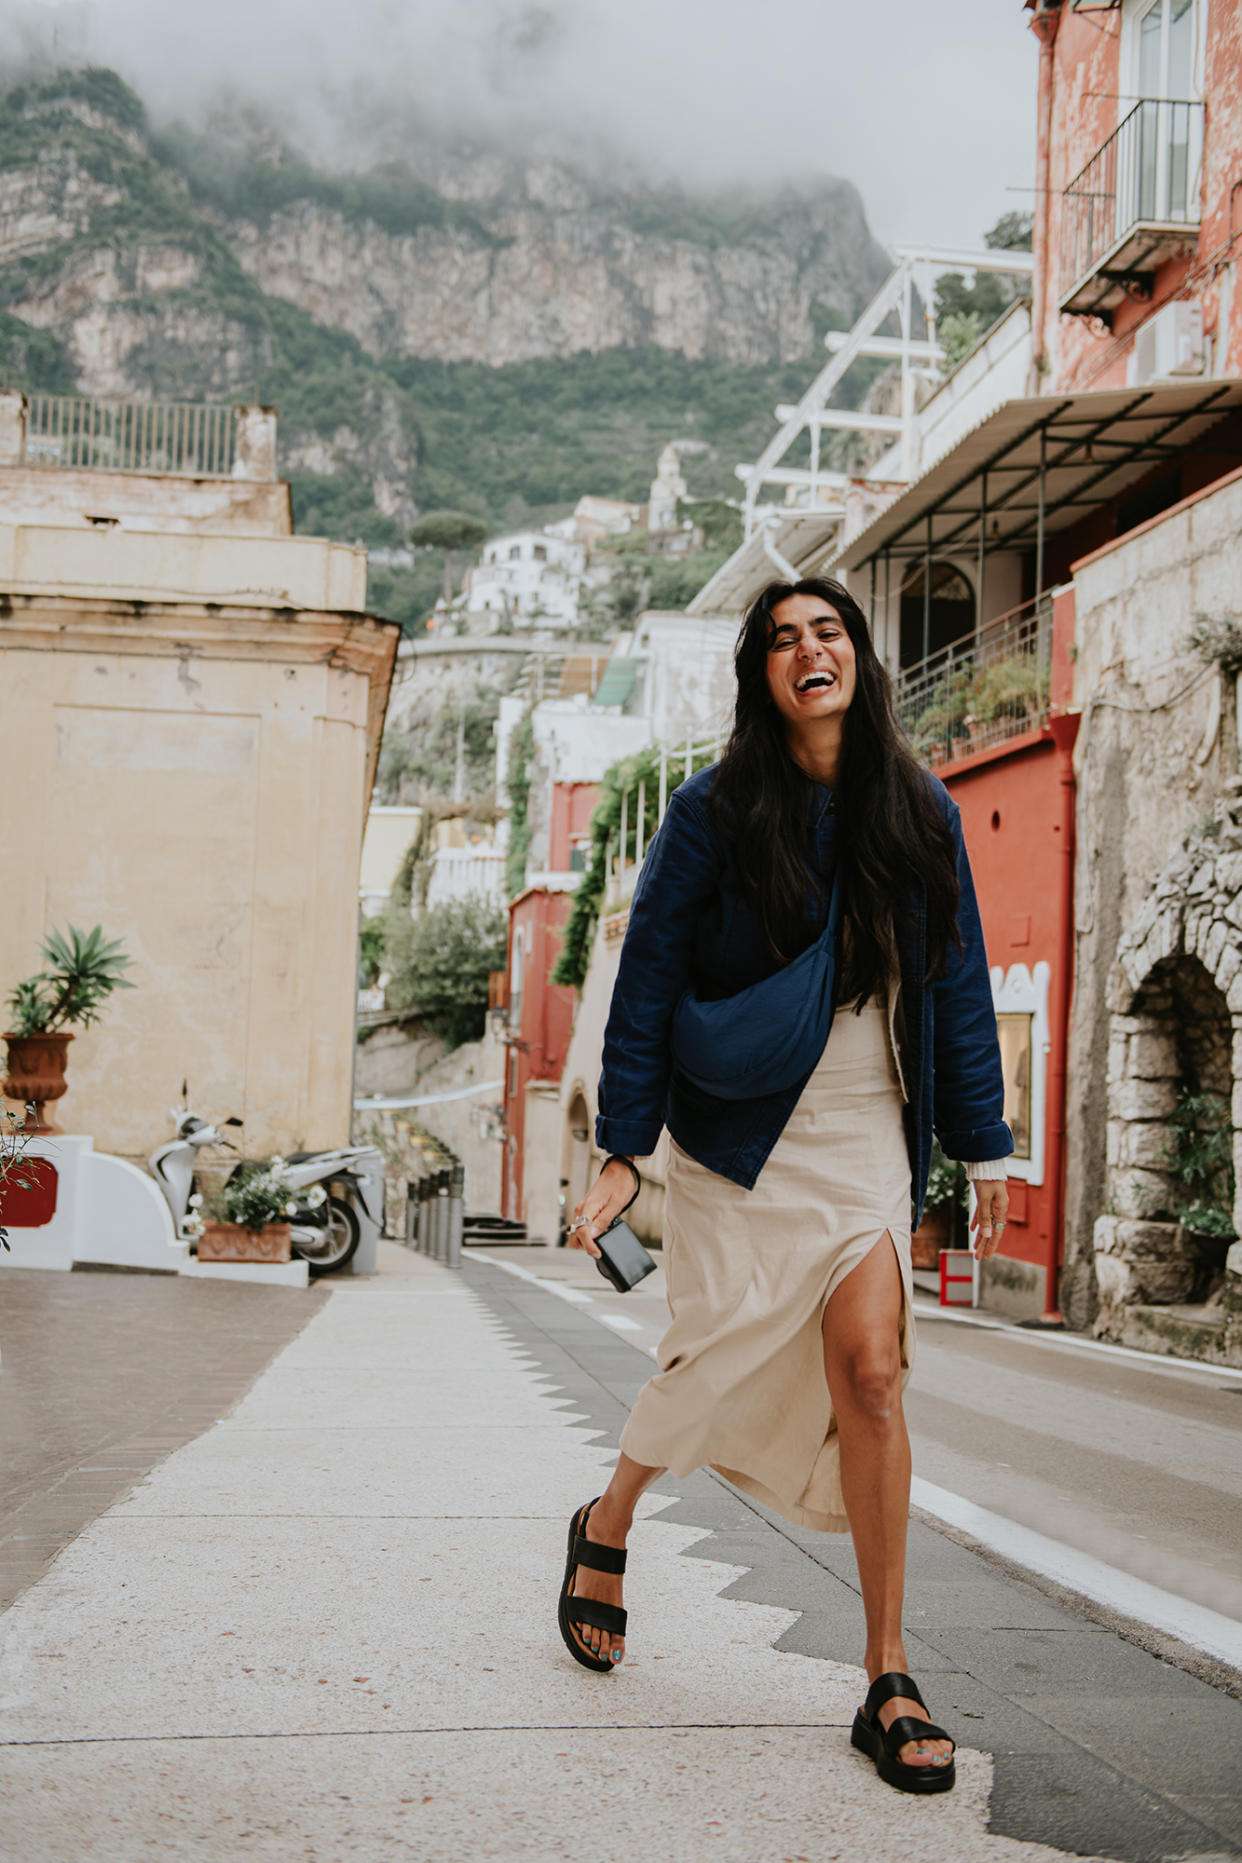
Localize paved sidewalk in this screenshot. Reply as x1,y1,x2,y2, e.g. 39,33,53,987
0,1266,327,1610
0,1247,1235,1861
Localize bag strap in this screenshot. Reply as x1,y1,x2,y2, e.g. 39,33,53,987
603,1154,642,1218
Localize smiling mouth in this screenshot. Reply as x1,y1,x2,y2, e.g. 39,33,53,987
794,671,836,693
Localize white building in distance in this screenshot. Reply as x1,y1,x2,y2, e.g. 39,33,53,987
465,529,585,628
648,442,688,534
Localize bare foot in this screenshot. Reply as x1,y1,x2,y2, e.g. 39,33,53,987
566,1500,628,1665
871,1683,954,1768
863,1657,954,1768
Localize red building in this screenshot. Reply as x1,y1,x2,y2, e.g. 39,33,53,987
937,587,1078,1317
500,781,599,1233
830,3,1242,1319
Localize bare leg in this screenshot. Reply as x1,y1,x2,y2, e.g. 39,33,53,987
566,1451,664,1665
822,1235,952,1768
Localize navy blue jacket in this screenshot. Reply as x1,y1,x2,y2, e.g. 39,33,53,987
595,764,1012,1226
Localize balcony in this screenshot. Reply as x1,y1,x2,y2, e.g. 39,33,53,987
896,596,1052,771
1060,99,1203,319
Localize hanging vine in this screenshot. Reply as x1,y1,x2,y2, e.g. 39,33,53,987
505,714,535,899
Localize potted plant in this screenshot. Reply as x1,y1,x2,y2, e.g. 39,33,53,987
3,925,134,1132
0,1104,38,1252
187,1157,323,1264
1163,1088,1237,1295
967,655,1047,731
913,1141,968,1268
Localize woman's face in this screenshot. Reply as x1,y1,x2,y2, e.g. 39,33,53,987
764,593,857,729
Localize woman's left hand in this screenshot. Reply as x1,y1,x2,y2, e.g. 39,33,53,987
970,1179,1010,1258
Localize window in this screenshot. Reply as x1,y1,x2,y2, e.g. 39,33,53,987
1126,0,1199,221
991,962,1051,1185
533,544,548,563
509,545,522,561
996,1014,1034,1160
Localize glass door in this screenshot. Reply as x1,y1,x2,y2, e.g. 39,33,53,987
1133,0,1196,221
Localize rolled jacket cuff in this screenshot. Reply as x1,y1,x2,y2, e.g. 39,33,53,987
965,1158,1010,1181
595,1113,663,1159
937,1120,1014,1162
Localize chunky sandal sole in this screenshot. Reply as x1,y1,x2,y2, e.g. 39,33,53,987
557,1498,628,1673
851,1670,957,1795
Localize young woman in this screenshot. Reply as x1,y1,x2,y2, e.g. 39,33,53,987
559,578,1011,1796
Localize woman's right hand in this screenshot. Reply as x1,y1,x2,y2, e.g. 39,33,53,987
566,1157,638,1258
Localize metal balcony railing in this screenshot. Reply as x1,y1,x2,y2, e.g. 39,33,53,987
23,395,238,477
1060,99,1203,307
896,595,1052,769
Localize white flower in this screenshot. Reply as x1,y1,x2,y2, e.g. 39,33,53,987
285,1201,298,1216
306,1184,327,1208
269,1155,286,1172
188,1193,203,1209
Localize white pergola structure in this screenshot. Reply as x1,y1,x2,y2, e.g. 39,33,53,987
690,244,1035,616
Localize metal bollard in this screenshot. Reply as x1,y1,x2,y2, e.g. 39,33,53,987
447,1161,465,1269
417,1176,432,1254
404,1181,417,1250
434,1171,450,1263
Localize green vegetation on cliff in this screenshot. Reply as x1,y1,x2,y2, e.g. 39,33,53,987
0,66,887,631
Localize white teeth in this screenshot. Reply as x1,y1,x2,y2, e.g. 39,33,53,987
796,672,834,692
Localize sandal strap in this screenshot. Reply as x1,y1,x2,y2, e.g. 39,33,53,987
572,1533,626,1576
863,1671,925,1720
567,1597,627,1636
883,1716,953,1760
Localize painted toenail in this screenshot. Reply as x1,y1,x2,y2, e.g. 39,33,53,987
611,1648,623,1661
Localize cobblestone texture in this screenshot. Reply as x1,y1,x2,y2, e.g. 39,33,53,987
0,1266,326,1610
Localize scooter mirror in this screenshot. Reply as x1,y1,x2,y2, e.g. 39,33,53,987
224,1117,244,1127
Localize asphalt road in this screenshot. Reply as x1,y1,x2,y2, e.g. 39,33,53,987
471,1242,1242,1660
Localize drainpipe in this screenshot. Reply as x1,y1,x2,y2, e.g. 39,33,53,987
1029,1,1063,392
1044,706,1079,1324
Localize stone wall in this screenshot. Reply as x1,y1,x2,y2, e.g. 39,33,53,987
1090,832,1242,1339
1061,470,1242,1328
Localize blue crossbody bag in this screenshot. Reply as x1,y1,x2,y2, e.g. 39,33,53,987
671,880,843,1101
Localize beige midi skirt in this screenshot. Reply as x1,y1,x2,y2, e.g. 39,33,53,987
619,992,914,1534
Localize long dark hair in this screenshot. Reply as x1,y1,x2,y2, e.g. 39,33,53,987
710,576,959,998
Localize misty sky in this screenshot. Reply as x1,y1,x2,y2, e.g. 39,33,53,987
11,0,1036,250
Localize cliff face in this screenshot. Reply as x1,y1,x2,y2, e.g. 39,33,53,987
0,68,892,536
225,180,888,369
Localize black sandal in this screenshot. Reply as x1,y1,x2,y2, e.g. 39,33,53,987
558,1498,627,1672
850,1671,957,1794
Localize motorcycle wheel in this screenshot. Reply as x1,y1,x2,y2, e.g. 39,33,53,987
293,1194,360,1276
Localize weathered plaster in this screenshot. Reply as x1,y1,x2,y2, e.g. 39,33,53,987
1062,468,1242,1329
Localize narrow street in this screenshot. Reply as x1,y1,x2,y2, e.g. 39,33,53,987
482,1243,1242,1675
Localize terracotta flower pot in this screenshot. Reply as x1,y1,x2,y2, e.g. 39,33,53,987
912,1203,953,1270
2,1030,74,1133
197,1221,292,1264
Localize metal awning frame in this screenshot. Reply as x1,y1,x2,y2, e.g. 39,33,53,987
843,384,1242,607
738,244,1035,533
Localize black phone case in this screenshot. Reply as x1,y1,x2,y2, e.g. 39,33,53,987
593,1217,657,1293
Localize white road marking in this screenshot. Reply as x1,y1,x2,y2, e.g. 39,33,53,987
598,1312,644,1332
910,1475,1242,1670
538,1280,594,1304
912,1297,1242,1382
468,1251,593,1307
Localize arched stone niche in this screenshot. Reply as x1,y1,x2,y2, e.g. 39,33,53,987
1094,834,1242,1338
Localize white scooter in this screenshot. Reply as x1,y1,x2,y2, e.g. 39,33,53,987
148,1103,385,1276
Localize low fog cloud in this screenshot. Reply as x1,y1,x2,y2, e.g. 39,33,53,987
6,0,1035,247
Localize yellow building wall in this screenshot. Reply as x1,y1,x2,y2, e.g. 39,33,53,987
0,638,377,1158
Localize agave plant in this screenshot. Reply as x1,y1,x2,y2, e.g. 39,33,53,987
5,924,135,1037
